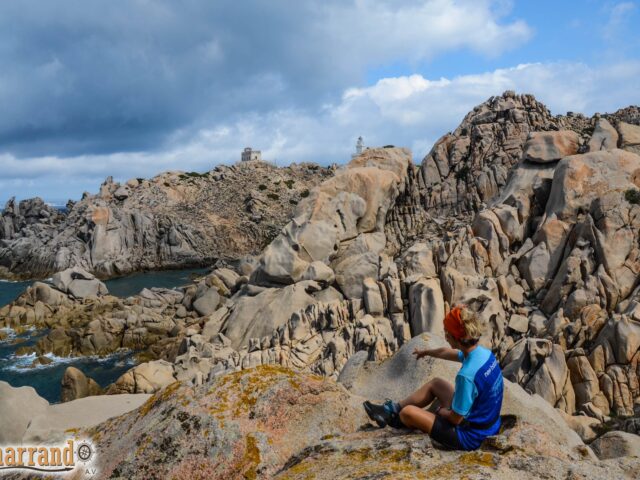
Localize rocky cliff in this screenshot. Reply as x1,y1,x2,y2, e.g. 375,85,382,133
0,161,334,280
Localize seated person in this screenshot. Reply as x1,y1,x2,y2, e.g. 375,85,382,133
363,306,503,450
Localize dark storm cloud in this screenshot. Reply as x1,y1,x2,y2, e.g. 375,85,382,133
0,0,530,158
0,1,350,157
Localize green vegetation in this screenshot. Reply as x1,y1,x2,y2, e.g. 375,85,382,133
178,171,209,180
258,184,268,191
383,145,395,148
267,193,279,200
289,199,298,205
300,189,310,198
284,179,295,189
625,188,640,204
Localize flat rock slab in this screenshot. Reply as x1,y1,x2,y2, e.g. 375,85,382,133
24,393,151,443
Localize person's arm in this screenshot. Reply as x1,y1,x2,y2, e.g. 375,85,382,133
446,374,477,425
413,347,462,362
436,406,464,425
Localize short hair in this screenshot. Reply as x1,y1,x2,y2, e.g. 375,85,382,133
459,307,483,342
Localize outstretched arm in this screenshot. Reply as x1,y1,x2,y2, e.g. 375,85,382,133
413,347,461,362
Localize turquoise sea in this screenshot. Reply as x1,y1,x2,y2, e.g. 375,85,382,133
0,267,207,403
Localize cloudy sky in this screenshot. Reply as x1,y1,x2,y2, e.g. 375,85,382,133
1,0,639,203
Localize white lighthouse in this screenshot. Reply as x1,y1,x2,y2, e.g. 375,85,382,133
352,136,364,159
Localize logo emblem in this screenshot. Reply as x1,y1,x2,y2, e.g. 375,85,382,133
77,443,93,462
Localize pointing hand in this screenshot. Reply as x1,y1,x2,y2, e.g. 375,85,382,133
413,348,428,359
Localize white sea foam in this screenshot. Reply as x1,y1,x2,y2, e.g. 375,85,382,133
2,349,134,372
0,327,17,342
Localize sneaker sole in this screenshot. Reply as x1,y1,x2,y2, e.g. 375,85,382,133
363,401,387,428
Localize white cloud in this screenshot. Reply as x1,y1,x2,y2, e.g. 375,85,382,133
603,2,636,40
317,0,531,63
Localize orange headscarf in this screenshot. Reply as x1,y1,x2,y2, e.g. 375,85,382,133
444,306,466,340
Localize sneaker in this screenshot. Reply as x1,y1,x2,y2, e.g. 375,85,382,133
363,400,402,428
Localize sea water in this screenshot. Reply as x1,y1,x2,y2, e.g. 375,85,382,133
0,328,135,403
0,267,207,308
0,267,207,403
0,279,33,310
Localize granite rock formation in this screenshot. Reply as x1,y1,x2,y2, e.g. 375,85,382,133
0,162,333,280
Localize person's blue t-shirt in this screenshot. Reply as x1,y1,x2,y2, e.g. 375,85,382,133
451,345,503,450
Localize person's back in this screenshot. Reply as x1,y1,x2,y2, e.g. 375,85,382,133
362,305,505,451
453,345,503,450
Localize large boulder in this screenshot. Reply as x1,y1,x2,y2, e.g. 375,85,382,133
501,338,576,414
618,121,640,155
588,117,619,151
363,278,384,315
252,148,411,287
61,366,103,402
84,366,368,479
524,131,580,164
0,382,49,444
106,360,176,394
545,149,640,222
400,242,438,279
51,266,109,299
332,233,385,299
590,431,640,460
32,281,70,306
222,283,316,349
192,287,221,317
408,278,445,336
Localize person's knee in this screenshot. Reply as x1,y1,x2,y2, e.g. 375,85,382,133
399,405,420,423
423,377,442,390
431,377,447,388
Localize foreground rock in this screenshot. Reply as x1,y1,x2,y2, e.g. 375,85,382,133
82,361,639,479
0,382,49,444
0,381,150,444
86,366,367,479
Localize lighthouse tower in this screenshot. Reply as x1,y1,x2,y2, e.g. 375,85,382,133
352,136,364,158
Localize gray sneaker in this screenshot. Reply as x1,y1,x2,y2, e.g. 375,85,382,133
363,400,403,428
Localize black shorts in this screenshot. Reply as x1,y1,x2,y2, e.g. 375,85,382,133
430,415,462,450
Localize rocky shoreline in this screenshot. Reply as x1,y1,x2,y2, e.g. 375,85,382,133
0,160,334,281
1,91,640,478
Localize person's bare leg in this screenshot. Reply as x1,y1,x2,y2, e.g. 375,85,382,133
399,406,437,433
398,377,454,410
